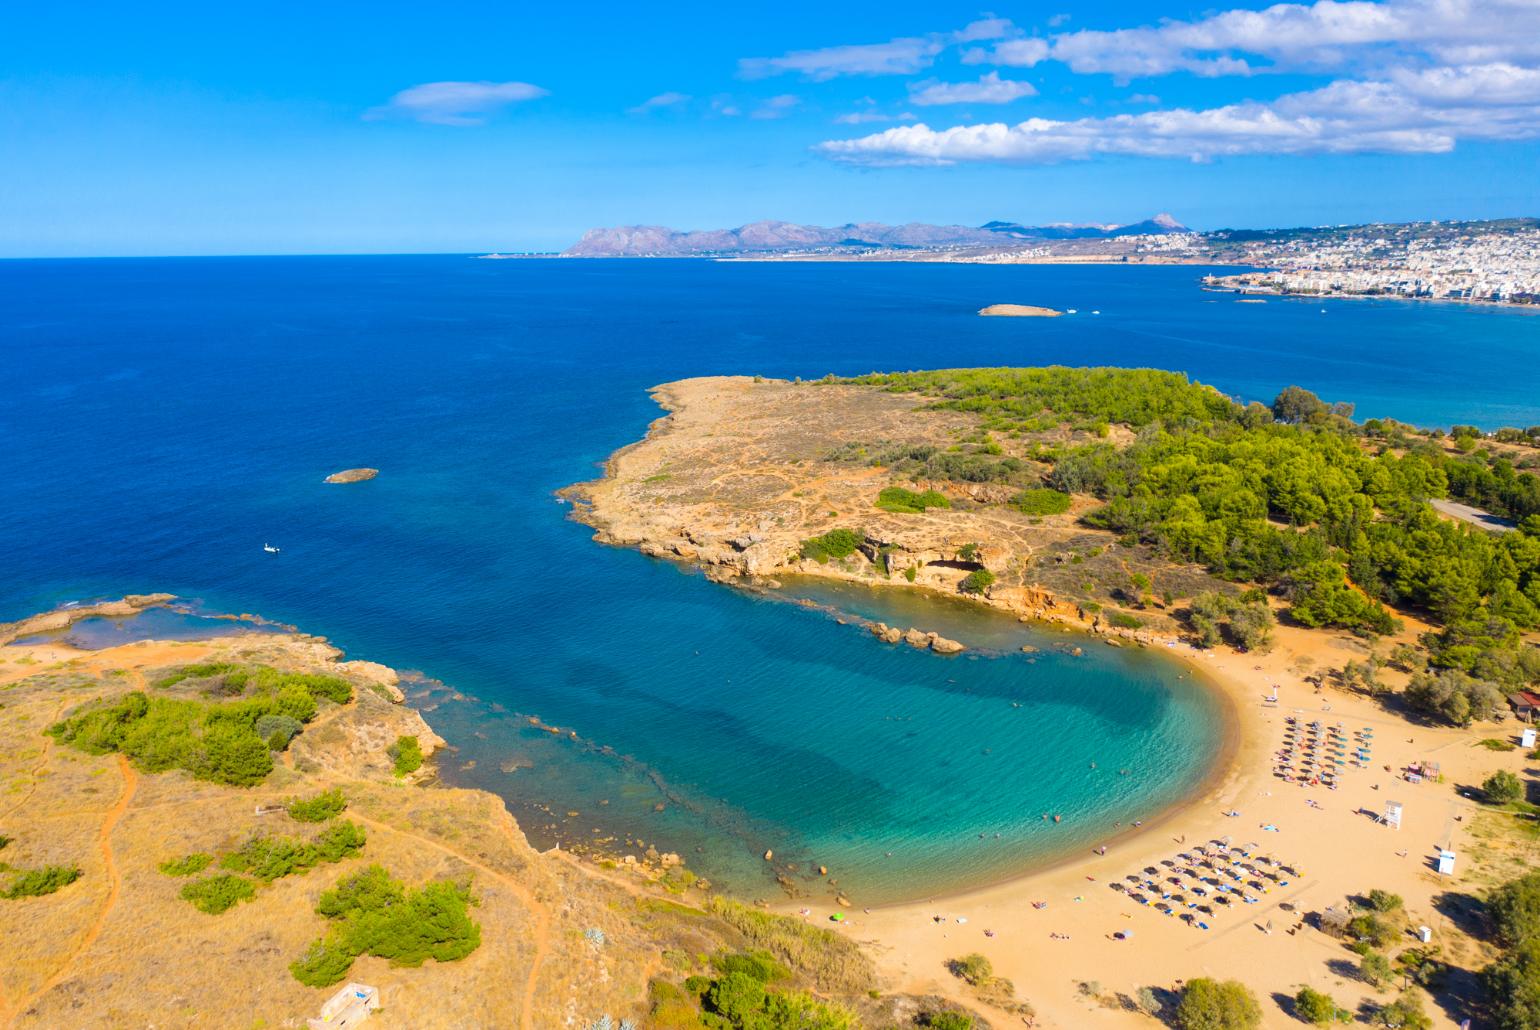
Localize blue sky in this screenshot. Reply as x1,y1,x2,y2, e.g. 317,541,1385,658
3,0,1538,255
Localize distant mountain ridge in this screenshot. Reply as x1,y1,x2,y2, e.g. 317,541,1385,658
562,213,1188,257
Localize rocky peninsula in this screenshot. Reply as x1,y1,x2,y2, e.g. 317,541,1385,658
561,375,1211,643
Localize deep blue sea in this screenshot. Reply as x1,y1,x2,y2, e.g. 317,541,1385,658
4,257,1538,903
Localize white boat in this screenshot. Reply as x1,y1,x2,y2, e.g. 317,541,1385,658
263,544,280,553
1066,308,1078,314
1092,309,1101,315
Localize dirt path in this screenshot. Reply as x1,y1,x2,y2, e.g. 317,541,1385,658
4,754,138,1028
349,811,554,1030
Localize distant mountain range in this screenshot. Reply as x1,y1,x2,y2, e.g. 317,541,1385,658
561,213,1188,257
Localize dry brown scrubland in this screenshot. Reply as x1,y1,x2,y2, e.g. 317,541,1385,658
562,375,1220,640
0,600,947,1030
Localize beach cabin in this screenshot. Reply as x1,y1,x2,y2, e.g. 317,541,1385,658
1436,850,1457,876
1508,690,1540,723
1524,727,1538,750
307,983,380,1029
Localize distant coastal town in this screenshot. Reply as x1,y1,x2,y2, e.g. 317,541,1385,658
1202,219,1540,306
544,215,1540,308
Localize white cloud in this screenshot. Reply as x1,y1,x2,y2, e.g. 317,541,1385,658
966,37,1051,67
834,110,918,124
1034,0,1540,79
365,80,547,126
953,17,1017,43
818,62,1540,164
628,91,690,114
909,72,1038,106
1127,93,1162,105
739,19,1018,80
751,94,802,119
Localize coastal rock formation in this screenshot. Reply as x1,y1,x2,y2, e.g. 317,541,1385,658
325,467,379,483
0,593,177,645
337,658,406,702
562,376,1206,640
978,303,1062,317
0,602,914,1030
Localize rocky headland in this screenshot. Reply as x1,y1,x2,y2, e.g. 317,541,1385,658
561,376,1216,645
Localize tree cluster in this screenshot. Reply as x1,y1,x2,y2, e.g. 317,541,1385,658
850,369,1540,719
291,864,482,987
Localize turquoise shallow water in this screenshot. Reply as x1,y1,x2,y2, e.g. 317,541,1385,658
3,257,1536,901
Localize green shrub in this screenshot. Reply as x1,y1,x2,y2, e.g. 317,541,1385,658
1367,889,1404,913
1294,986,1345,1026
389,735,424,776
48,668,354,787
291,865,481,987
949,953,993,985
159,853,214,877
1482,938,1540,1030
923,1012,975,1030
154,662,242,688
220,821,366,882
1175,978,1260,1030
959,569,995,595
1479,738,1519,752
713,950,788,983
1484,770,1526,805
903,567,917,582
2,865,82,899
1487,871,1540,947
255,713,304,751
287,788,347,823
798,529,864,564
181,873,256,914
875,486,950,514
1369,992,1432,1029
1348,912,1399,948
1108,611,1143,629
1012,488,1072,516
1360,950,1394,987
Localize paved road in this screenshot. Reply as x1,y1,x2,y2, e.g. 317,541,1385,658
1430,498,1517,533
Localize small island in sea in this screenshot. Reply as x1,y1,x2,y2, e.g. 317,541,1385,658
325,467,379,484
978,304,1062,318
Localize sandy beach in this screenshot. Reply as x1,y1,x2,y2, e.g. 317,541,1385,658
784,619,1521,1028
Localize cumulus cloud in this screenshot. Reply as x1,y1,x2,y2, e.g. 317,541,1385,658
909,72,1038,105
965,37,1051,67
739,19,1016,80
365,80,547,125
628,91,691,114
818,62,1540,164
1003,0,1540,79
